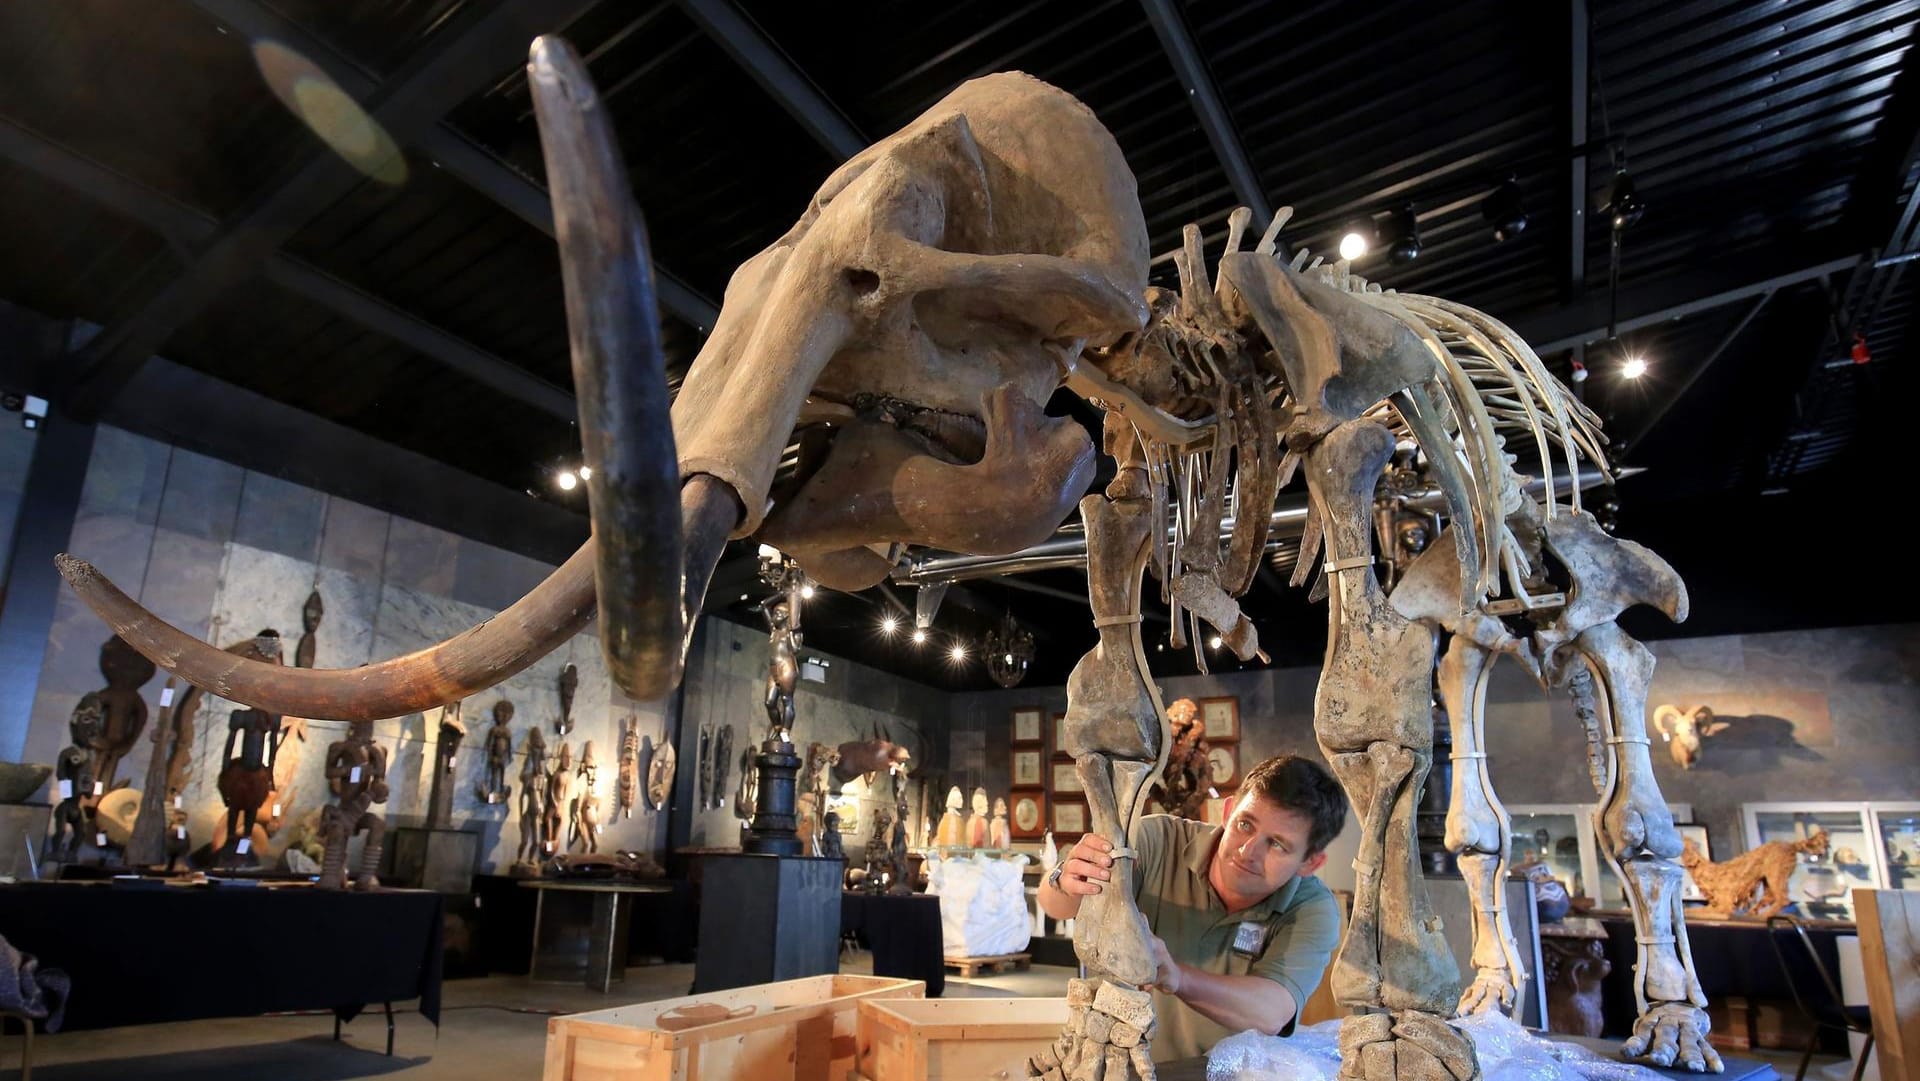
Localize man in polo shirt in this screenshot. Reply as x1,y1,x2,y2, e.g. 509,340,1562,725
1037,754,1347,1062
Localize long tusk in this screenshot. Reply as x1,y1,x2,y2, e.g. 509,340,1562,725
57,547,598,722
529,35,736,701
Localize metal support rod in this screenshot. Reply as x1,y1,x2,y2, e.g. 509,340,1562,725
1138,0,1273,235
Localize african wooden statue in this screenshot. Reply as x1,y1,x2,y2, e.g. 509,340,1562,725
616,714,639,819
216,708,281,866
85,636,156,792
644,736,674,812
545,741,574,854
317,718,388,890
294,589,323,669
426,701,465,831
516,726,549,865
572,740,601,853
46,694,102,863
126,676,180,867
556,662,578,736
479,699,514,803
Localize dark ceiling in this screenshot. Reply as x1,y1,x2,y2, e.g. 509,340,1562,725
1,0,1915,692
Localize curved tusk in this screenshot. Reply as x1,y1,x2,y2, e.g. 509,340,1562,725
56,546,598,722
531,35,732,701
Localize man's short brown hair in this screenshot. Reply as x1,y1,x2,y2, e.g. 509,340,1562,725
1242,754,1347,854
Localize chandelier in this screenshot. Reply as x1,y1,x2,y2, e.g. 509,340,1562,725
984,612,1035,688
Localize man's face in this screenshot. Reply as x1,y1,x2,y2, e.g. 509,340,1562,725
1213,793,1327,900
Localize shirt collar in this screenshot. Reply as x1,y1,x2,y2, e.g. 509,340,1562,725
1190,821,1304,920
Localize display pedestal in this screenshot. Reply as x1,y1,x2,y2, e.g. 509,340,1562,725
694,852,840,993
0,804,51,879
388,827,479,894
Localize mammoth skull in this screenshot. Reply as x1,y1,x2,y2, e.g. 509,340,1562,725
55,46,1150,719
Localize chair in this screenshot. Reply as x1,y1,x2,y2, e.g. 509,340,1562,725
1766,914,1875,1081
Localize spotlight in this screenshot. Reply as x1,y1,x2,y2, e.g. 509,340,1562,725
799,582,816,599
1384,204,1420,264
1337,219,1372,262
1603,170,1645,232
555,469,578,491
577,465,592,480
948,643,968,662
880,615,898,635
1483,177,1528,243
1621,356,1648,379
1208,635,1224,650
912,629,928,645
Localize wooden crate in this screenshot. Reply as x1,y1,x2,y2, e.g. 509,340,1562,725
544,973,924,1081
856,996,1068,1081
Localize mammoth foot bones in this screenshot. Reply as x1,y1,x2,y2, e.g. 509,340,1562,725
1028,978,1157,1081
1339,1011,1480,1081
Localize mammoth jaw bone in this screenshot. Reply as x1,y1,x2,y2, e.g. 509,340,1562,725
55,37,738,720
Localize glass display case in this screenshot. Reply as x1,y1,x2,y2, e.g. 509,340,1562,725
1868,802,1920,891
1505,801,1694,905
1741,802,1879,919
1506,804,1588,899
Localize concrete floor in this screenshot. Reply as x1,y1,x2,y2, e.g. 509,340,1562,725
4,957,1853,1080
3,954,1074,1081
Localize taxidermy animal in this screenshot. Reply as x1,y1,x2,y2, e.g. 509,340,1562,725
1652,705,1726,771
1679,829,1828,920
831,723,911,787
58,43,1717,1078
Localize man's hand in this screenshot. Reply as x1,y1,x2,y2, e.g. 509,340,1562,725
1056,833,1114,895
1148,935,1183,995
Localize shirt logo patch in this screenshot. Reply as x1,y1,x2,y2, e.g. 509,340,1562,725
1232,920,1266,957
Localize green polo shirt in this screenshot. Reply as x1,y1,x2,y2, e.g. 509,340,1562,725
1129,813,1341,1062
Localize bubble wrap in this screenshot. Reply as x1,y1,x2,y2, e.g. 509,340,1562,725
1207,1013,1669,1081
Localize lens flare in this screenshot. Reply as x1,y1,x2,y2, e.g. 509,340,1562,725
252,41,408,186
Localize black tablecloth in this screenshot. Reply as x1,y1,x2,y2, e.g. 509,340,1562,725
1597,915,1843,1045
0,882,443,1030
840,891,944,997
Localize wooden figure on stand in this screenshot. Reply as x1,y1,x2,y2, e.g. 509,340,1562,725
85,635,157,793
318,719,388,890
46,694,102,863
216,707,282,867
572,741,601,853
515,727,549,869
545,742,574,855
478,700,514,804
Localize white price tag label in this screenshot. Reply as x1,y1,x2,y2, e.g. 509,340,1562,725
349,766,362,784
58,780,72,800
160,687,175,707
270,803,282,818
92,781,103,796
173,794,183,809
176,826,187,839
237,837,251,855
95,832,107,848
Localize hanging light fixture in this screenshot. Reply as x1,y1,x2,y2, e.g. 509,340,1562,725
1482,177,1528,243
984,612,1035,688
1383,204,1421,264
1602,169,1645,232
1337,218,1374,261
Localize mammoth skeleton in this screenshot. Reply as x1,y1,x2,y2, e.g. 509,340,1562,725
57,38,1717,1080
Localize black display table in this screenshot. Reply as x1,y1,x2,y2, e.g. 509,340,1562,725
0,880,442,1050
692,853,841,993
840,891,945,997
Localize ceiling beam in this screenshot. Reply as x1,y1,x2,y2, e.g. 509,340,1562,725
64,0,590,418
1138,0,1273,234
675,0,867,161
191,0,719,333
1517,254,1865,354
1567,0,1590,297
0,117,576,420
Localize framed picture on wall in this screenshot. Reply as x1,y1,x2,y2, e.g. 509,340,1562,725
1012,707,1044,745
1012,748,1044,788
1206,744,1240,789
1200,697,1239,742
1011,790,1047,839
1052,799,1087,837
1052,712,1070,757
1052,760,1084,795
